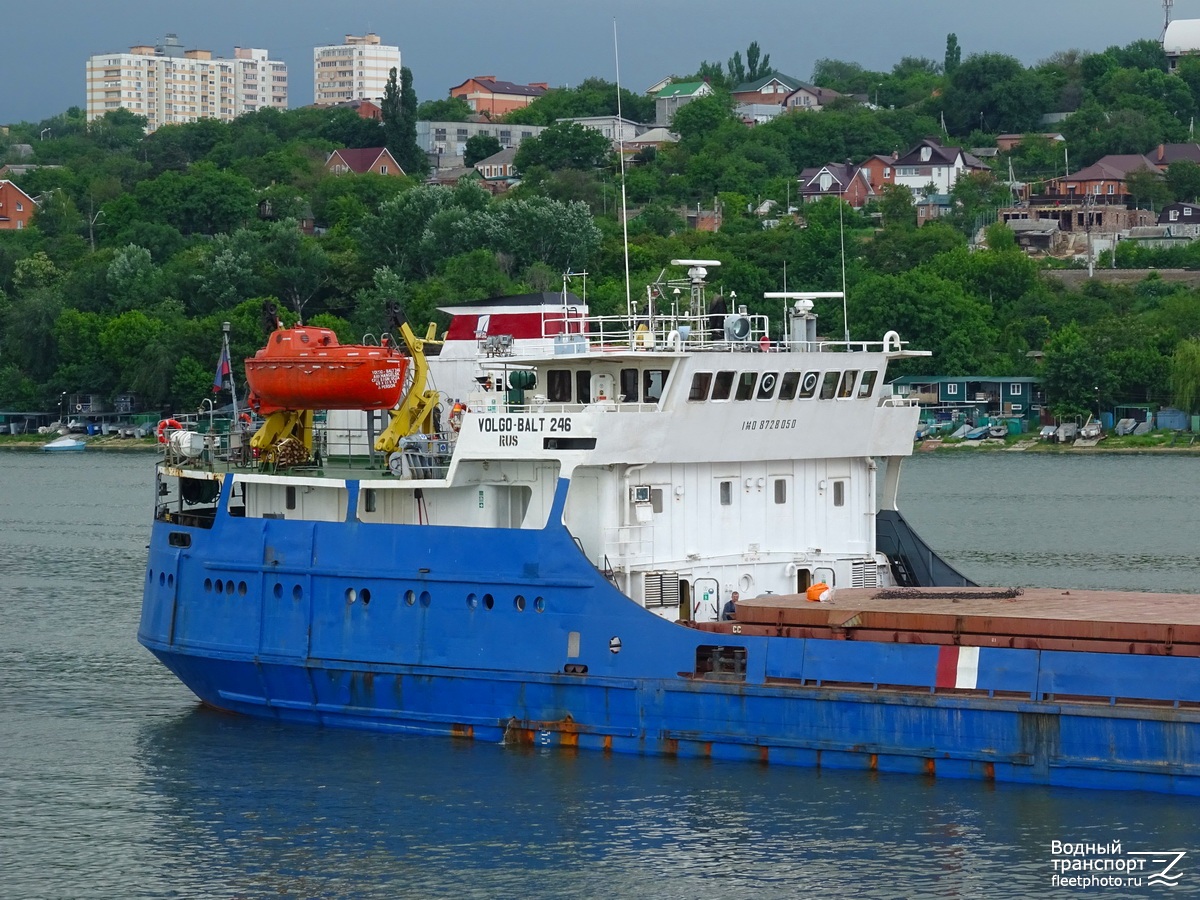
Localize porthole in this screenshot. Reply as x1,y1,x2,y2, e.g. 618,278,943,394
273,583,282,599
159,572,166,586
216,580,224,594
535,596,545,613
467,593,478,609
420,590,432,608
405,589,416,606
361,588,371,606
292,584,303,601
168,574,174,588
147,569,153,583
609,636,622,653
483,593,495,610
346,588,357,604
225,580,235,595
237,581,246,596
204,577,213,592
514,594,526,612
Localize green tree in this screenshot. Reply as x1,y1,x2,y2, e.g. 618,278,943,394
944,34,962,77
416,97,473,122
1170,338,1200,413
381,67,426,175
1166,160,1200,202
512,122,612,172
464,133,502,167
1125,166,1171,211
1041,322,1113,414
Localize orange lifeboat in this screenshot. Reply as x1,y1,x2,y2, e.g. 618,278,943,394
244,326,408,415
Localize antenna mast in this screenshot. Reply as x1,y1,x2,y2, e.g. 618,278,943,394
1164,0,1175,40
613,20,632,321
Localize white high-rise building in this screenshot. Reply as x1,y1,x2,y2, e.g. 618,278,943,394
313,33,400,107
85,34,288,133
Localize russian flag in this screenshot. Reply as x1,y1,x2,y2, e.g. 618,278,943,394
213,343,230,393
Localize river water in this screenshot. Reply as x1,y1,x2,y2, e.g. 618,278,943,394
1,451,1197,899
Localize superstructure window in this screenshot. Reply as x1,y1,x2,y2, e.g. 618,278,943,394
547,370,572,402
774,479,787,503
778,372,800,400
833,481,845,506
734,372,758,400
620,368,639,402
719,481,733,506
819,372,839,399
757,372,779,399
798,371,820,399
838,370,858,398
712,371,735,400
858,371,878,398
643,369,667,402
689,372,713,401
575,370,592,404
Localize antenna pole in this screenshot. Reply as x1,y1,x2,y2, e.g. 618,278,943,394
838,200,849,342
614,20,632,321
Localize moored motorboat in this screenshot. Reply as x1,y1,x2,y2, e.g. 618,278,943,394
42,435,85,452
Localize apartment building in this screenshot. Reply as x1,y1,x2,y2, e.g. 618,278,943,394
86,34,287,132
313,34,400,107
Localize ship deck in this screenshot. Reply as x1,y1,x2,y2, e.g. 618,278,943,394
698,586,1200,656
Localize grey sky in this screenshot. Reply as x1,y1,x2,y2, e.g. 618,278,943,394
0,0,1186,124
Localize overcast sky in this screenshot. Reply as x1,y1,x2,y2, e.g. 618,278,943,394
1,0,1191,124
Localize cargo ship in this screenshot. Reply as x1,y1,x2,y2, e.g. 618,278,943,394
139,261,1200,795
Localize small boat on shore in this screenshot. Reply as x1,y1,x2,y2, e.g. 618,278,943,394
42,435,85,452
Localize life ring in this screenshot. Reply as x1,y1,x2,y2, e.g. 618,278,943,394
448,402,465,433
75,404,82,412
156,418,183,443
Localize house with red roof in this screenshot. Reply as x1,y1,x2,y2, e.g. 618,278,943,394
797,162,874,207
0,180,37,230
324,147,404,177
448,76,548,118
1046,154,1159,201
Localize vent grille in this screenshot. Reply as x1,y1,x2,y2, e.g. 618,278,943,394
643,572,680,608
851,560,880,588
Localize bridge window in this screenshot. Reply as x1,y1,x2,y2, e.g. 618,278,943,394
858,371,878,398
688,372,712,401
575,370,592,404
819,372,839,399
838,370,858,398
778,371,800,400
797,371,820,399
734,372,758,400
757,372,779,399
620,368,639,402
547,370,571,402
643,369,667,402
712,371,735,400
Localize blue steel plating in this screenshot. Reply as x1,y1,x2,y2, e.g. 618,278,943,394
140,475,1200,796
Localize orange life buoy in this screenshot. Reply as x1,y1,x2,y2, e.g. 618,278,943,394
157,418,183,443
448,402,465,433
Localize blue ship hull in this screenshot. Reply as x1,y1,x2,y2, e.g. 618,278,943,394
140,477,1200,795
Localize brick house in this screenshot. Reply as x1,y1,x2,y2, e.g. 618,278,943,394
324,147,404,176
797,162,874,207
473,147,519,193
731,74,805,106
859,153,898,192
784,83,842,112
0,180,37,230
448,76,548,118
1046,154,1159,201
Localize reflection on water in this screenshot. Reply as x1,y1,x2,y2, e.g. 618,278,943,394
3,452,1200,899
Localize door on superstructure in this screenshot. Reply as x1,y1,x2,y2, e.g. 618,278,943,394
823,461,854,556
